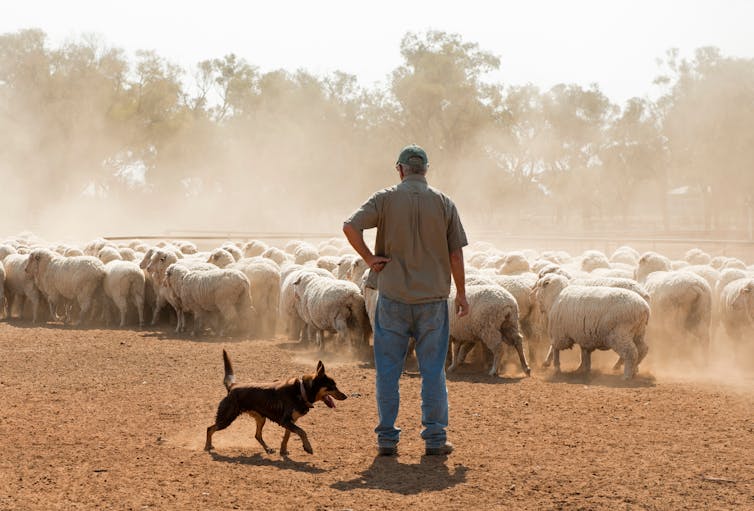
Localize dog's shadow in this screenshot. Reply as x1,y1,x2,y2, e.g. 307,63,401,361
209,451,328,474
331,455,468,494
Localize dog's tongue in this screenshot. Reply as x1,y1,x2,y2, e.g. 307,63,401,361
324,395,335,408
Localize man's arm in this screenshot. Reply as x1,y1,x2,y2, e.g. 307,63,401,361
343,223,391,273
449,247,469,317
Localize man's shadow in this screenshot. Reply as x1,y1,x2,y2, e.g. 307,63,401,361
331,455,468,495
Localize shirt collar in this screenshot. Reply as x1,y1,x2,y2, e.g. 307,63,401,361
402,174,427,184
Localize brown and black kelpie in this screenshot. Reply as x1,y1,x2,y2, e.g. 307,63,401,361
204,350,347,455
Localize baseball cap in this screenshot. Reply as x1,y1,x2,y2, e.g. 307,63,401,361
396,144,429,166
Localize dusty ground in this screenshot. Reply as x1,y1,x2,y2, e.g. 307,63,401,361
0,322,752,511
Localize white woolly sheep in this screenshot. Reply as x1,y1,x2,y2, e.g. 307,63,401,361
635,252,672,283
293,273,371,351
718,277,754,342
98,246,123,264
533,274,650,379
118,248,137,261
2,254,43,322
610,246,640,266
448,285,531,376
580,250,611,273
497,251,531,275
0,244,17,261
102,260,146,327
571,277,650,303
293,243,319,265
641,270,712,355
281,267,335,340
25,249,106,325
226,258,281,338
242,240,268,258
165,264,254,336
220,243,243,262
315,255,340,274
262,247,289,266
685,248,711,266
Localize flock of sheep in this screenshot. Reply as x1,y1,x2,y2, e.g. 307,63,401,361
1,233,753,380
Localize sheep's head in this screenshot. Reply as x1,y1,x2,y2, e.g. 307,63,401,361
25,249,50,277
531,274,568,314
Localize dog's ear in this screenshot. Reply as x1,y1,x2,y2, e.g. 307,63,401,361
316,360,325,376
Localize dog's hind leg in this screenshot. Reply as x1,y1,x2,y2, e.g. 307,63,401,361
204,398,240,451
281,420,313,454
249,412,275,454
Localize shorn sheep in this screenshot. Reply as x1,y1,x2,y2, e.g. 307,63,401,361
25,249,106,325
533,274,650,380
447,285,531,377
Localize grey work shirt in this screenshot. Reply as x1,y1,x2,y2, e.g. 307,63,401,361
345,174,468,304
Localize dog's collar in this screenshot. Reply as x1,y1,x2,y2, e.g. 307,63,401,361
299,377,314,409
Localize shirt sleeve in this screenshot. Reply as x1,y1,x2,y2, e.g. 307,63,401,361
446,201,468,252
344,194,380,231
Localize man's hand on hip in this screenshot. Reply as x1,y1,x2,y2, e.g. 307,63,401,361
366,255,391,273
454,293,469,317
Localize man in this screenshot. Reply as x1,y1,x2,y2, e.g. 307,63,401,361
343,144,469,457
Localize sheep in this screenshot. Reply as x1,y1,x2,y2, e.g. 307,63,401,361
98,246,123,264
590,267,635,280
242,240,268,258
293,273,371,351
580,250,611,272
281,266,335,340
496,251,531,275
571,277,650,303
118,247,137,261
610,246,640,266
447,285,531,376
261,246,289,266
2,254,43,322
165,264,253,336
315,255,340,274
64,247,84,257
533,274,650,380
718,277,754,342
318,244,339,256
635,252,672,283
25,249,106,325
641,270,712,355
207,248,236,268
220,243,243,262
145,249,214,326
0,261,5,318
0,244,17,261
685,248,711,266
225,258,281,338
102,260,146,327
293,243,319,265
176,241,198,255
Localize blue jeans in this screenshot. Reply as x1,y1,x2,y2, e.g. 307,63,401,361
373,294,450,449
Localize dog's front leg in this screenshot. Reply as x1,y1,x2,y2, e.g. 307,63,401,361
281,420,313,454
279,430,291,456
250,412,275,454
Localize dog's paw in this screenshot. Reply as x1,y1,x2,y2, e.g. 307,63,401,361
265,448,275,454
279,449,289,456
304,445,314,455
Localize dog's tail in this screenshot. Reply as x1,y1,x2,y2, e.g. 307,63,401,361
222,349,236,393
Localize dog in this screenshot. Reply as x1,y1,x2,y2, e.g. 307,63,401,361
204,350,347,455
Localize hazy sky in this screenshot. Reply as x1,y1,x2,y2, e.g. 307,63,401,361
2,0,753,104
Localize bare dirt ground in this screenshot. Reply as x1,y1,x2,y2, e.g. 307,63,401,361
1,322,752,510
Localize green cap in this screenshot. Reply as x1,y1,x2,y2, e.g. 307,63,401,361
396,144,429,166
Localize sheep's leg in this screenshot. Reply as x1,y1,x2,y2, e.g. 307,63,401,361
635,335,649,373
621,343,638,380
151,295,165,326
552,348,561,373
488,343,503,376
542,346,554,368
192,310,204,336
576,347,592,375
448,337,461,372
613,356,624,371
452,341,474,372
513,336,531,376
